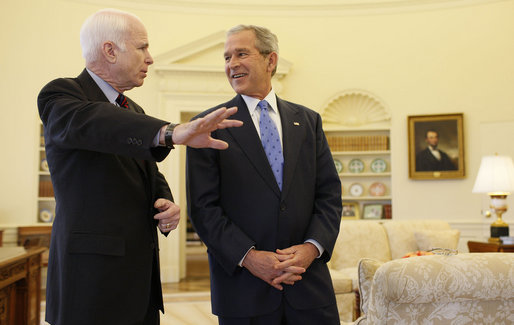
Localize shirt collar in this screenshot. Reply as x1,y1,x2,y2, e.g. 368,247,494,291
242,89,278,116
86,68,119,104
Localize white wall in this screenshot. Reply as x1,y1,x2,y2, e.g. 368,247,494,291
1,0,513,239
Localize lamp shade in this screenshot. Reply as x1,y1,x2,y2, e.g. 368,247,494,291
472,155,514,194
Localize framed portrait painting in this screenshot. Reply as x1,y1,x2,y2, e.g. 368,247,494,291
408,113,465,180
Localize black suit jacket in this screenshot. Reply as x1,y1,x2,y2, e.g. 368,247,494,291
186,95,342,318
416,147,457,171
38,69,172,325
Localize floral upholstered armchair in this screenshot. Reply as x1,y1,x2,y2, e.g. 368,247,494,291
330,220,460,322
352,253,514,325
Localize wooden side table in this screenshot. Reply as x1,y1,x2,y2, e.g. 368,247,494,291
467,240,514,253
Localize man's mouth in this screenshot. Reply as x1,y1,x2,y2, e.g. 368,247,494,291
232,73,247,79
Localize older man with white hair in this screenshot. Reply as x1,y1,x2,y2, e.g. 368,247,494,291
38,8,241,325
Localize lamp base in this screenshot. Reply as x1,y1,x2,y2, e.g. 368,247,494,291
490,225,509,238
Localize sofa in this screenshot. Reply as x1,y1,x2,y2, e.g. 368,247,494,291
329,220,460,322
353,253,514,324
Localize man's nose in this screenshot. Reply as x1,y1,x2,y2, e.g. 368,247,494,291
146,50,154,65
228,56,240,68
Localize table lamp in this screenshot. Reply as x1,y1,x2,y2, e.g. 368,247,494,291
472,154,514,240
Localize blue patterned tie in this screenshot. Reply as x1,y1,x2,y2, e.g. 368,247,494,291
258,100,283,190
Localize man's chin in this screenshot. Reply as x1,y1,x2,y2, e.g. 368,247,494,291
230,82,247,95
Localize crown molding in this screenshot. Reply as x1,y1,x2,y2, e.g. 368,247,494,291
74,0,509,16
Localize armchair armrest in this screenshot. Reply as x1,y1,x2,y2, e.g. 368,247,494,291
329,269,353,294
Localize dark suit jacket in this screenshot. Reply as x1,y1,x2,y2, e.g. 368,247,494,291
416,147,457,171
186,94,342,318
38,69,172,325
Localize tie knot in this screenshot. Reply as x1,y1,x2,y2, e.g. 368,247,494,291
258,100,269,111
116,93,129,108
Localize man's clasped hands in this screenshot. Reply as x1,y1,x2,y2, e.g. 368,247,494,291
242,243,320,290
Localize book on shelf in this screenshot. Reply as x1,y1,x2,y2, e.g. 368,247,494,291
38,181,54,197
326,135,389,152
383,204,392,219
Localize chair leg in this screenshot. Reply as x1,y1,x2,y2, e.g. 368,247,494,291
354,288,361,320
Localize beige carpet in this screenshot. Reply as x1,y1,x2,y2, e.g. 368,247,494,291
40,292,217,325
161,291,216,325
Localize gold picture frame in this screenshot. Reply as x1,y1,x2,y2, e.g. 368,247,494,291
342,202,359,219
408,113,465,180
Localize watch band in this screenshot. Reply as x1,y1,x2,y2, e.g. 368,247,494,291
164,123,179,149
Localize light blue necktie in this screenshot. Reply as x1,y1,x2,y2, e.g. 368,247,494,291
258,100,283,190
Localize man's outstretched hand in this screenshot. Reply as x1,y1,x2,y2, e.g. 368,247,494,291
164,106,243,149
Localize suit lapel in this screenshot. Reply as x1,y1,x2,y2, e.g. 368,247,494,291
225,95,281,196
278,98,305,199
76,69,149,177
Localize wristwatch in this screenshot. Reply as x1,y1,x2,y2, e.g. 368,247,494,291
164,123,179,149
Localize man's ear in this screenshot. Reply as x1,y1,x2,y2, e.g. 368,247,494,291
102,41,117,64
267,52,278,73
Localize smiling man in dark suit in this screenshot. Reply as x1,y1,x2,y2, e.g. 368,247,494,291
187,25,342,324
37,8,242,325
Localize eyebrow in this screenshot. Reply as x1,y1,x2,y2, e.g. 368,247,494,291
224,47,250,57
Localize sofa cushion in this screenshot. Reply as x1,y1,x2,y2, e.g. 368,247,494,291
382,220,451,259
414,229,460,251
331,220,391,270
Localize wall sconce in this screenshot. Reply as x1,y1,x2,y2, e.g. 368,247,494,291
472,154,514,241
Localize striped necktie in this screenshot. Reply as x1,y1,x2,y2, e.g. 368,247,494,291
258,100,283,190
116,93,129,109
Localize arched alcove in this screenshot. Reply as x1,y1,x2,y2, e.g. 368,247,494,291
321,89,391,129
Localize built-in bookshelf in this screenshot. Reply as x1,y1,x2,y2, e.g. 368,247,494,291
326,129,392,220
320,89,392,220
37,123,55,224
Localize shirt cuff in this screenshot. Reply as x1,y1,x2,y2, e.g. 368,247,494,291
238,246,255,267
305,239,324,258
153,129,162,147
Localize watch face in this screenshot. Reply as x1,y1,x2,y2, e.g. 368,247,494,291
334,159,343,173
349,183,364,197
370,158,387,173
348,159,364,173
369,182,386,196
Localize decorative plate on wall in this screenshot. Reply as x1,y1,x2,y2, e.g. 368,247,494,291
370,158,387,173
349,183,364,197
348,158,365,173
334,159,343,173
369,182,386,196
41,158,49,172
39,209,53,223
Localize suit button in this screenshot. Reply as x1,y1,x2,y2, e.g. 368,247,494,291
280,203,286,211
150,243,155,249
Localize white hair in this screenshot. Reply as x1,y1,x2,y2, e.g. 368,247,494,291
80,8,141,63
